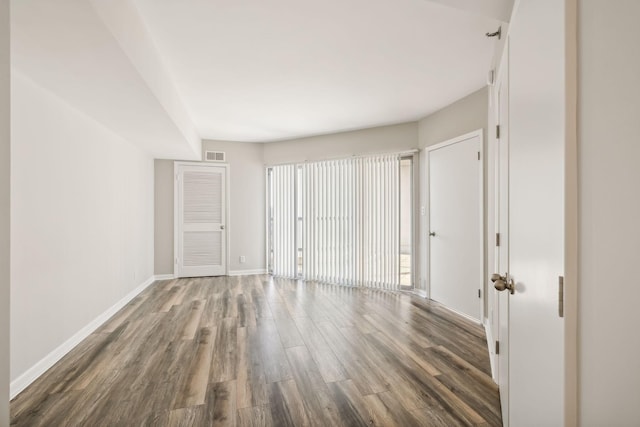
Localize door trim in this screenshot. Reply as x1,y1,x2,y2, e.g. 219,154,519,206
564,0,578,424
173,161,230,278
493,52,510,423
425,129,485,322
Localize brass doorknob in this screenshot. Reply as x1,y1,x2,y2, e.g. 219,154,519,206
491,273,515,294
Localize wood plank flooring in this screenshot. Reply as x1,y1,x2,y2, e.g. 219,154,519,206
10,276,502,426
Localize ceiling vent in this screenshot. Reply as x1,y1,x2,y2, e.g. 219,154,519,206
204,151,226,162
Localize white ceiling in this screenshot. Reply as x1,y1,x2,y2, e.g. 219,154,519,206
133,0,504,142
12,0,508,156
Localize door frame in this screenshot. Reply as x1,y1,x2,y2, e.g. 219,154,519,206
425,129,485,322
492,45,510,423
173,161,230,278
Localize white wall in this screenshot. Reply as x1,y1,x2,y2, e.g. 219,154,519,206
0,0,9,424
578,1,640,424
90,0,201,157
11,0,200,161
154,140,266,275
417,88,488,296
10,72,155,384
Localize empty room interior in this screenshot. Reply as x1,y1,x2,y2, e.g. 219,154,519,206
1,0,640,426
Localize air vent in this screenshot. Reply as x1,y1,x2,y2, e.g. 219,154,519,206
204,151,226,162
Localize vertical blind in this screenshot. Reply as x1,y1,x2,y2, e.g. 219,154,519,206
268,154,401,289
268,164,297,277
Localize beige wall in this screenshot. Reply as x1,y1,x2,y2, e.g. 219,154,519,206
263,121,421,284
578,1,640,424
418,87,488,149
417,87,489,298
158,107,485,294
262,122,419,165
10,73,155,384
0,0,9,424
155,123,420,278
154,140,266,275
154,159,174,274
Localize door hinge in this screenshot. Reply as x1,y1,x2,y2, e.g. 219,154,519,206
495,340,500,355
477,151,481,160
478,289,481,298
175,257,179,264
495,233,501,247
558,276,564,318
496,125,501,139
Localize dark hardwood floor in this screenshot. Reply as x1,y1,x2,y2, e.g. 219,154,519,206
10,276,502,426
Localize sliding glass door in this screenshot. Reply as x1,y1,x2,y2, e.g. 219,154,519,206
267,153,414,289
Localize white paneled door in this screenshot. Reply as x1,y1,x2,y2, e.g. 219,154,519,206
500,0,566,425
428,131,483,321
175,163,227,278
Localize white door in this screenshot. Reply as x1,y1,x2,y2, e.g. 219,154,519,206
494,42,510,425
175,162,227,277
428,131,482,321
493,0,566,425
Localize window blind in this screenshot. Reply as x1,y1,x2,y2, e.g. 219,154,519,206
269,154,401,289
268,164,297,277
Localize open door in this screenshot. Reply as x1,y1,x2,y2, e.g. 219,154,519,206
506,0,566,423
175,162,228,278
491,1,568,425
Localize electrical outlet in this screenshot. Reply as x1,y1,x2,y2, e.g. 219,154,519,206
240,255,246,263
421,206,426,216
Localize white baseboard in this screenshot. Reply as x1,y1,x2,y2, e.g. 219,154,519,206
10,274,161,400
435,302,482,325
398,288,428,298
412,289,428,298
228,269,268,277
153,274,175,280
484,320,497,382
